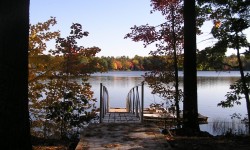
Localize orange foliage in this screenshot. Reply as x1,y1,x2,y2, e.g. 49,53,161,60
214,20,221,28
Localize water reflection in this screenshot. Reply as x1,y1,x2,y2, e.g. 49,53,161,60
200,120,248,136
197,76,239,88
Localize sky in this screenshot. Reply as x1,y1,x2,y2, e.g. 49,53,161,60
30,0,249,58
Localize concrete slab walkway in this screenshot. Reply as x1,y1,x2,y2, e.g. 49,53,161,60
102,112,141,123
75,123,172,150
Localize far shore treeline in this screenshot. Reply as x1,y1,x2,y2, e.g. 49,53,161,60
31,54,250,71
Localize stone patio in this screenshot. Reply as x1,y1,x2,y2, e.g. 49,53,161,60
75,123,172,150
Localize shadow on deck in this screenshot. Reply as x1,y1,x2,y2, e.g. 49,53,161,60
75,123,172,150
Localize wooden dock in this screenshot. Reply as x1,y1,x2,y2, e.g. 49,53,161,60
101,108,140,123
100,108,208,124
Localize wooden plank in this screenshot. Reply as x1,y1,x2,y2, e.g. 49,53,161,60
109,108,127,112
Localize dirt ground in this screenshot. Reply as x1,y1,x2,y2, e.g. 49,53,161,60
32,135,250,150
32,126,250,150
32,137,78,150
168,135,250,150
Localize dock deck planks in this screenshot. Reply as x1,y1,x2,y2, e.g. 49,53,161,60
102,112,141,123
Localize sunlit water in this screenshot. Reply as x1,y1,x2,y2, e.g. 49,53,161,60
89,71,248,135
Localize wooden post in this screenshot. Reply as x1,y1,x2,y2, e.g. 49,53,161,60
135,86,138,117
141,82,144,123
107,88,109,113
103,87,106,115
132,88,135,114
126,93,130,112
128,90,132,113
100,83,103,123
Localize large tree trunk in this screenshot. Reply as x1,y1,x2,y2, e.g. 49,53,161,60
0,0,31,149
183,0,200,134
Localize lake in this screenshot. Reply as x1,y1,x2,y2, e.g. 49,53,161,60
90,71,248,135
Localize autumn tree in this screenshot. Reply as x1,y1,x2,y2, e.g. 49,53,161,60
46,23,101,138
28,17,61,137
125,0,184,127
96,57,109,72
29,19,101,138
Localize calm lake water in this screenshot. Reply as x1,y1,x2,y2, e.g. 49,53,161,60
90,71,248,135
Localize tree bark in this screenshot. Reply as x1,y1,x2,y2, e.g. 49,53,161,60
0,0,31,149
183,0,200,134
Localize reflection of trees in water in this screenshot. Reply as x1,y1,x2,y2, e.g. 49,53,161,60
209,119,248,135
91,76,239,87
90,76,143,87
197,77,239,88
112,77,142,87
174,76,239,89
90,76,241,97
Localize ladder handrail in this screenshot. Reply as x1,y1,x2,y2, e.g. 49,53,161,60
99,82,144,123
100,83,109,123
126,82,144,123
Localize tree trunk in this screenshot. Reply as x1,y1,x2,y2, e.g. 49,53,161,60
183,0,200,134
235,34,250,134
0,0,31,149
170,6,181,128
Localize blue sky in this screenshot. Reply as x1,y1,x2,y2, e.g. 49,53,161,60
30,0,248,58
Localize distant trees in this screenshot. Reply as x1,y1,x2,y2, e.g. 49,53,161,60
28,53,250,73
96,55,250,71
